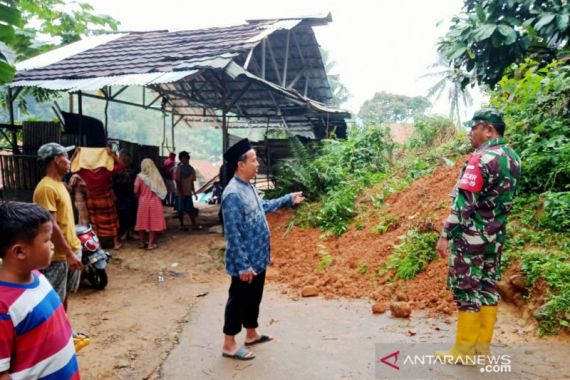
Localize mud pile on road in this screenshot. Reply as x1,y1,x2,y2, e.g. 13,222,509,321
267,160,467,315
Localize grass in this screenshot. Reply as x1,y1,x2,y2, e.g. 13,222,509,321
357,261,369,276
502,196,570,335
374,229,439,281
371,213,399,235
316,244,333,272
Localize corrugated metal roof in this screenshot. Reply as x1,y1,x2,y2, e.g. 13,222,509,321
11,15,348,139
245,19,301,43
11,70,198,91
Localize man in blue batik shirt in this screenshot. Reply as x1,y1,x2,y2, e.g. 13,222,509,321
221,138,304,361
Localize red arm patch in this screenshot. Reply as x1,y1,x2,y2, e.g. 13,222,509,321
458,154,484,193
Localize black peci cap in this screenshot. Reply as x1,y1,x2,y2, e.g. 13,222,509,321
223,138,252,164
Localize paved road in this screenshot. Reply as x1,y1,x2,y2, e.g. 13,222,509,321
160,282,568,380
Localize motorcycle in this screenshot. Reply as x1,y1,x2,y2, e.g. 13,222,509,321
75,225,110,290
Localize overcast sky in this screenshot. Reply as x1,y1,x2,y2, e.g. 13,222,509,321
86,0,485,117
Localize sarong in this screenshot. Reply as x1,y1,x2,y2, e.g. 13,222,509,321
87,190,119,238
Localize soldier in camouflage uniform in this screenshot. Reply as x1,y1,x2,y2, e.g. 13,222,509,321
435,109,521,365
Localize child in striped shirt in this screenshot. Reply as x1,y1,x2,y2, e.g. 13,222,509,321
0,202,80,380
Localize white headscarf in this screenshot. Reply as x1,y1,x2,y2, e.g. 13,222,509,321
138,159,167,200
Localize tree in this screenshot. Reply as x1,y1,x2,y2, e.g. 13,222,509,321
320,48,350,108
438,0,570,89
11,0,119,61
0,0,21,84
358,91,430,125
0,0,119,110
422,55,474,128
490,59,570,194
1,0,118,150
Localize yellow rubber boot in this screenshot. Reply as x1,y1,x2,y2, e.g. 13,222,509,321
435,311,480,365
476,305,497,356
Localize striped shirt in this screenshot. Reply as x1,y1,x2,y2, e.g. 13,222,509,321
0,271,80,379
221,176,293,276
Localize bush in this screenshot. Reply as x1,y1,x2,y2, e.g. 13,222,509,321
317,185,357,236
541,192,570,230
316,243,333,272
407,115,456,148
520,249,570,335
269,125,394,236
382,229,439,280
395,122,470,183
502,194,570,335
491,60,570,194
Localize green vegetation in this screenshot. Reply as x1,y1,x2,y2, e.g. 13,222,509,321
423,55,474,127
502,196,570,335
541,192,570,230
438,0,570,88
383,229,440,280
371,213,399,235
269,125,394,236
506,202,568,337
386,116,470,186
0,0,118,101
521,249,569,336
489,59,569,335
357,261,369,276
316,244,333,273
0,1,20,84
491,60,570,195
316,186,357,236
407,115,456,149
271,113,467,239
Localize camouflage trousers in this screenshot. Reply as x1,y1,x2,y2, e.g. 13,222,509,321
447,237,504,312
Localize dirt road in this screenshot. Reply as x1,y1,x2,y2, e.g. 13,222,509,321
69,212,226,379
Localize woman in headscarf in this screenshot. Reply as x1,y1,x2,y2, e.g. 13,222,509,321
134,159,167,250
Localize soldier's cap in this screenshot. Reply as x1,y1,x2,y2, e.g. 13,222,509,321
224,138,252,164
37,143,75,161
464,108,505,129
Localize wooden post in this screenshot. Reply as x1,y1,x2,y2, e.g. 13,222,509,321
161,111,166,157
7,87,19,154
78,91,83,144
222,110,228,153
171,112,175,153
104,87,110,139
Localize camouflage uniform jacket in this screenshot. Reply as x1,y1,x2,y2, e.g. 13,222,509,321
442,137,521,251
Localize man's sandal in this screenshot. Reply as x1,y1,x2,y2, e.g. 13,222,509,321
222,347,255,361
245,335,273,346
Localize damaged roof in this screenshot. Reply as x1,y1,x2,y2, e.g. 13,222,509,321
12,14,349,139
